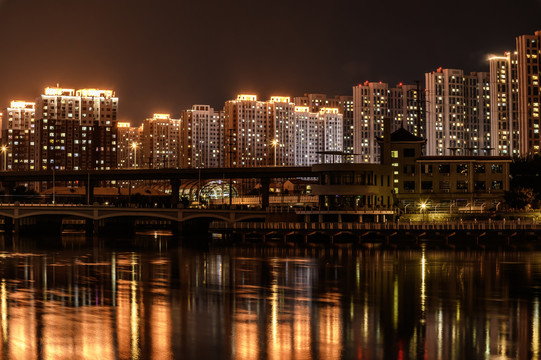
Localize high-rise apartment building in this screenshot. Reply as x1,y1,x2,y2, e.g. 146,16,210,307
293,106,344,166
294,93,354,160
117,122,142,168
353,82,423,163
141,114,180,168
489,52,520,156
425,69,493,156
294,106,321,166
465,72,492,153
269,96,296,166
487,31,541,156
319,108,344,163
516,31,541,155
35,87,118,170
223,95,272,167
2,101,36,170
223,95,297,167
180,105,224,168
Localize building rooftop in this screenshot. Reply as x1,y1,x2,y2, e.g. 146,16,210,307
376,127,425,143
418,156,512,162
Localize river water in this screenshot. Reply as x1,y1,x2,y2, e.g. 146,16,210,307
0,234,539,359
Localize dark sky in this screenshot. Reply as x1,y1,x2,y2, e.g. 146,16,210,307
0,0,539,124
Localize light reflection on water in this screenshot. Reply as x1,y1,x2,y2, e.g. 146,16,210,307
0,237,538,359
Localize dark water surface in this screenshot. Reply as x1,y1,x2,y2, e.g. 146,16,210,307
0,235,539,359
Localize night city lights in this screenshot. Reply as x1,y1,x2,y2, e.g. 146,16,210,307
0,0,539,359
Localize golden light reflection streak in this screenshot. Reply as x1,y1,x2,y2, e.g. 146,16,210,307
420,250,426,323
533,297,540,360
1,279,7,343
393,275,398,330
131,254,140,360
271,282,278,352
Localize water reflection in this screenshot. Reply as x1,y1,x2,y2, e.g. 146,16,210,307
0,238,537,359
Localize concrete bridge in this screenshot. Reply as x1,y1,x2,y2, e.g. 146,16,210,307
0,204,269,234
0,204,267,222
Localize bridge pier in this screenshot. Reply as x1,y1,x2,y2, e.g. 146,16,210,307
170,179,180,208
172,221,183,236
85,219,99,236
3,217,13,233
1,181,15,203
82,180,96,205
261,178,270,210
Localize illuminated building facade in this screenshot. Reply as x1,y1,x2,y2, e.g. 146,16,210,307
224,95,271,167
141,114,180,169
117,122,142,168
516,31,541,155
35,87,118,170
269,97,296,166
320,108,344,163
465,72,492,153
223,95,297,167
388,83,424,137
353,82,423,163
489,52,520,156
489,31,541,156
294,107,321,166
425,69,493,156
180,105,224,168
293,106,344,166
1,101,36,171
294,93,354,161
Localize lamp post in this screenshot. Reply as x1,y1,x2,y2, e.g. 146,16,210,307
420,201,427,222
272,139,279,167
1,146,7,171
404,203,411,214
131,142,138,168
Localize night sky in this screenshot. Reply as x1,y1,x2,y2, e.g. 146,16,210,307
0,0,539,124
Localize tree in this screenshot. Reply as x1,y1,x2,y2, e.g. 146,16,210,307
504,187,537,210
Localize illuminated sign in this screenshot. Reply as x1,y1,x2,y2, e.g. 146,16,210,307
10,101,35,109
320,108,339,114
44,87,75,96
270,96,291,103
294,106,310,113
76,89,114,98
236,94,257,101
117,122,131,128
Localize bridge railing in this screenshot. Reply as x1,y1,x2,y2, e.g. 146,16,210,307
209,219,541,232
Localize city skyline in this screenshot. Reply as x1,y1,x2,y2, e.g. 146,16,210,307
0,0,539,123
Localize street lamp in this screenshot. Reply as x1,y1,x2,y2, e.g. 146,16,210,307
419,201,428,222
272,139,279,167
1,146,7,171
131,142,138,168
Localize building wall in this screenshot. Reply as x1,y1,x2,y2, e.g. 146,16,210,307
181,105,224,168
269,97,296,167
141,114,180,169
320,108,344,163
294,94,354,161
35,87,118,171
2,101,36,170
425,68,493,156
516,31,541,155
354,82,423,163
294,107,321,166
223,95,272,167
489,53,520,156
117,122,141,168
